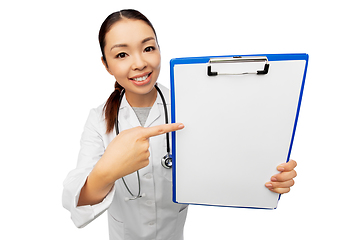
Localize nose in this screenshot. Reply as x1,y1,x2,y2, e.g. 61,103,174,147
132,54,147,71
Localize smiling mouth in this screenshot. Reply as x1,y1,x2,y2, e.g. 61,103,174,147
130,72,152,82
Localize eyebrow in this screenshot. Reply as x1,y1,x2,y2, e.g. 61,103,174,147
111,44,128,50
141,37,155,44
110,37,155,51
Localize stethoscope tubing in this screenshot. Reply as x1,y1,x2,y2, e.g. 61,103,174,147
115,84,171,200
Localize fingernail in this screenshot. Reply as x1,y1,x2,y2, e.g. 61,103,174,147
271,177,277,182
277,165,285,171
178,124,184,129
265,183,273,188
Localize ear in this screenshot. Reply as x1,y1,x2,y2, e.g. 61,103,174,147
101,56,113,75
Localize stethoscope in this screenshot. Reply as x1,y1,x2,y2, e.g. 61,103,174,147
115,84,172,200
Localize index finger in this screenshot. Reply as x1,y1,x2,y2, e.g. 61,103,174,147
142,123,185,139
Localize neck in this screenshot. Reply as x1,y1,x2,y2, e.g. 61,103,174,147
125,87,157,107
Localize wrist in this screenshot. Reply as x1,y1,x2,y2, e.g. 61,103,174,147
93,155,119,187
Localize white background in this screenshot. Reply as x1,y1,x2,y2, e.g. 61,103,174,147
1,0,339,239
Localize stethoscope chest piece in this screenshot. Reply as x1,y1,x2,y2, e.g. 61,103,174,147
161,153,172,169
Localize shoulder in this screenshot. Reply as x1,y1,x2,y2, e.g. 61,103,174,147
157,82,169,93
87,102,105,121
92,102,106,116
84,102,106,134
156,83,170,104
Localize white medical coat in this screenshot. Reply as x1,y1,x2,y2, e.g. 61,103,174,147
62,84,188,240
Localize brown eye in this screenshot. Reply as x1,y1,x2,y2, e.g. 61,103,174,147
116,52,127,58
144,46,155,52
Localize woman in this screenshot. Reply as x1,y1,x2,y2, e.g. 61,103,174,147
62,9,297,240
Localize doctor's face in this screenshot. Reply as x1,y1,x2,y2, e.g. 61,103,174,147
102,19,161,104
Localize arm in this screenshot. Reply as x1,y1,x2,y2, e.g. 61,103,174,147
76,126,151,206
62,106,184,227
78,123,185,206
62,108,113,228
77,159,117,206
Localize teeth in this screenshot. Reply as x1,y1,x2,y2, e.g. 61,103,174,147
132,73,149,82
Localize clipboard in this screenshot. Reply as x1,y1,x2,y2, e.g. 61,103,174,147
170,53,308,209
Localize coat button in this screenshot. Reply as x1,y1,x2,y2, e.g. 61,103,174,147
146,200,155,206
144,173,153,179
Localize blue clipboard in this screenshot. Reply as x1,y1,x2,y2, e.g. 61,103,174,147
170,53,308,209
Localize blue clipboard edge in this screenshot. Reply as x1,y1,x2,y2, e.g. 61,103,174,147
170,53,309,209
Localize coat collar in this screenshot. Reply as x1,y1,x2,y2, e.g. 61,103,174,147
118,83,169,129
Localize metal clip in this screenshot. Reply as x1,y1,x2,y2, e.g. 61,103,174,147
207,56,269,76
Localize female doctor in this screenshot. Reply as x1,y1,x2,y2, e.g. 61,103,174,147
62,9,297,240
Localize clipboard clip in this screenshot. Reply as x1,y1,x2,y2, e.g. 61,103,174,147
207,56,269,76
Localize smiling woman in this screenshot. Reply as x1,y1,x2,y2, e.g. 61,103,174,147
62,9,188,240
99,10,161,133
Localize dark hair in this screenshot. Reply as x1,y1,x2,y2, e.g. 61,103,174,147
99,9,158,134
